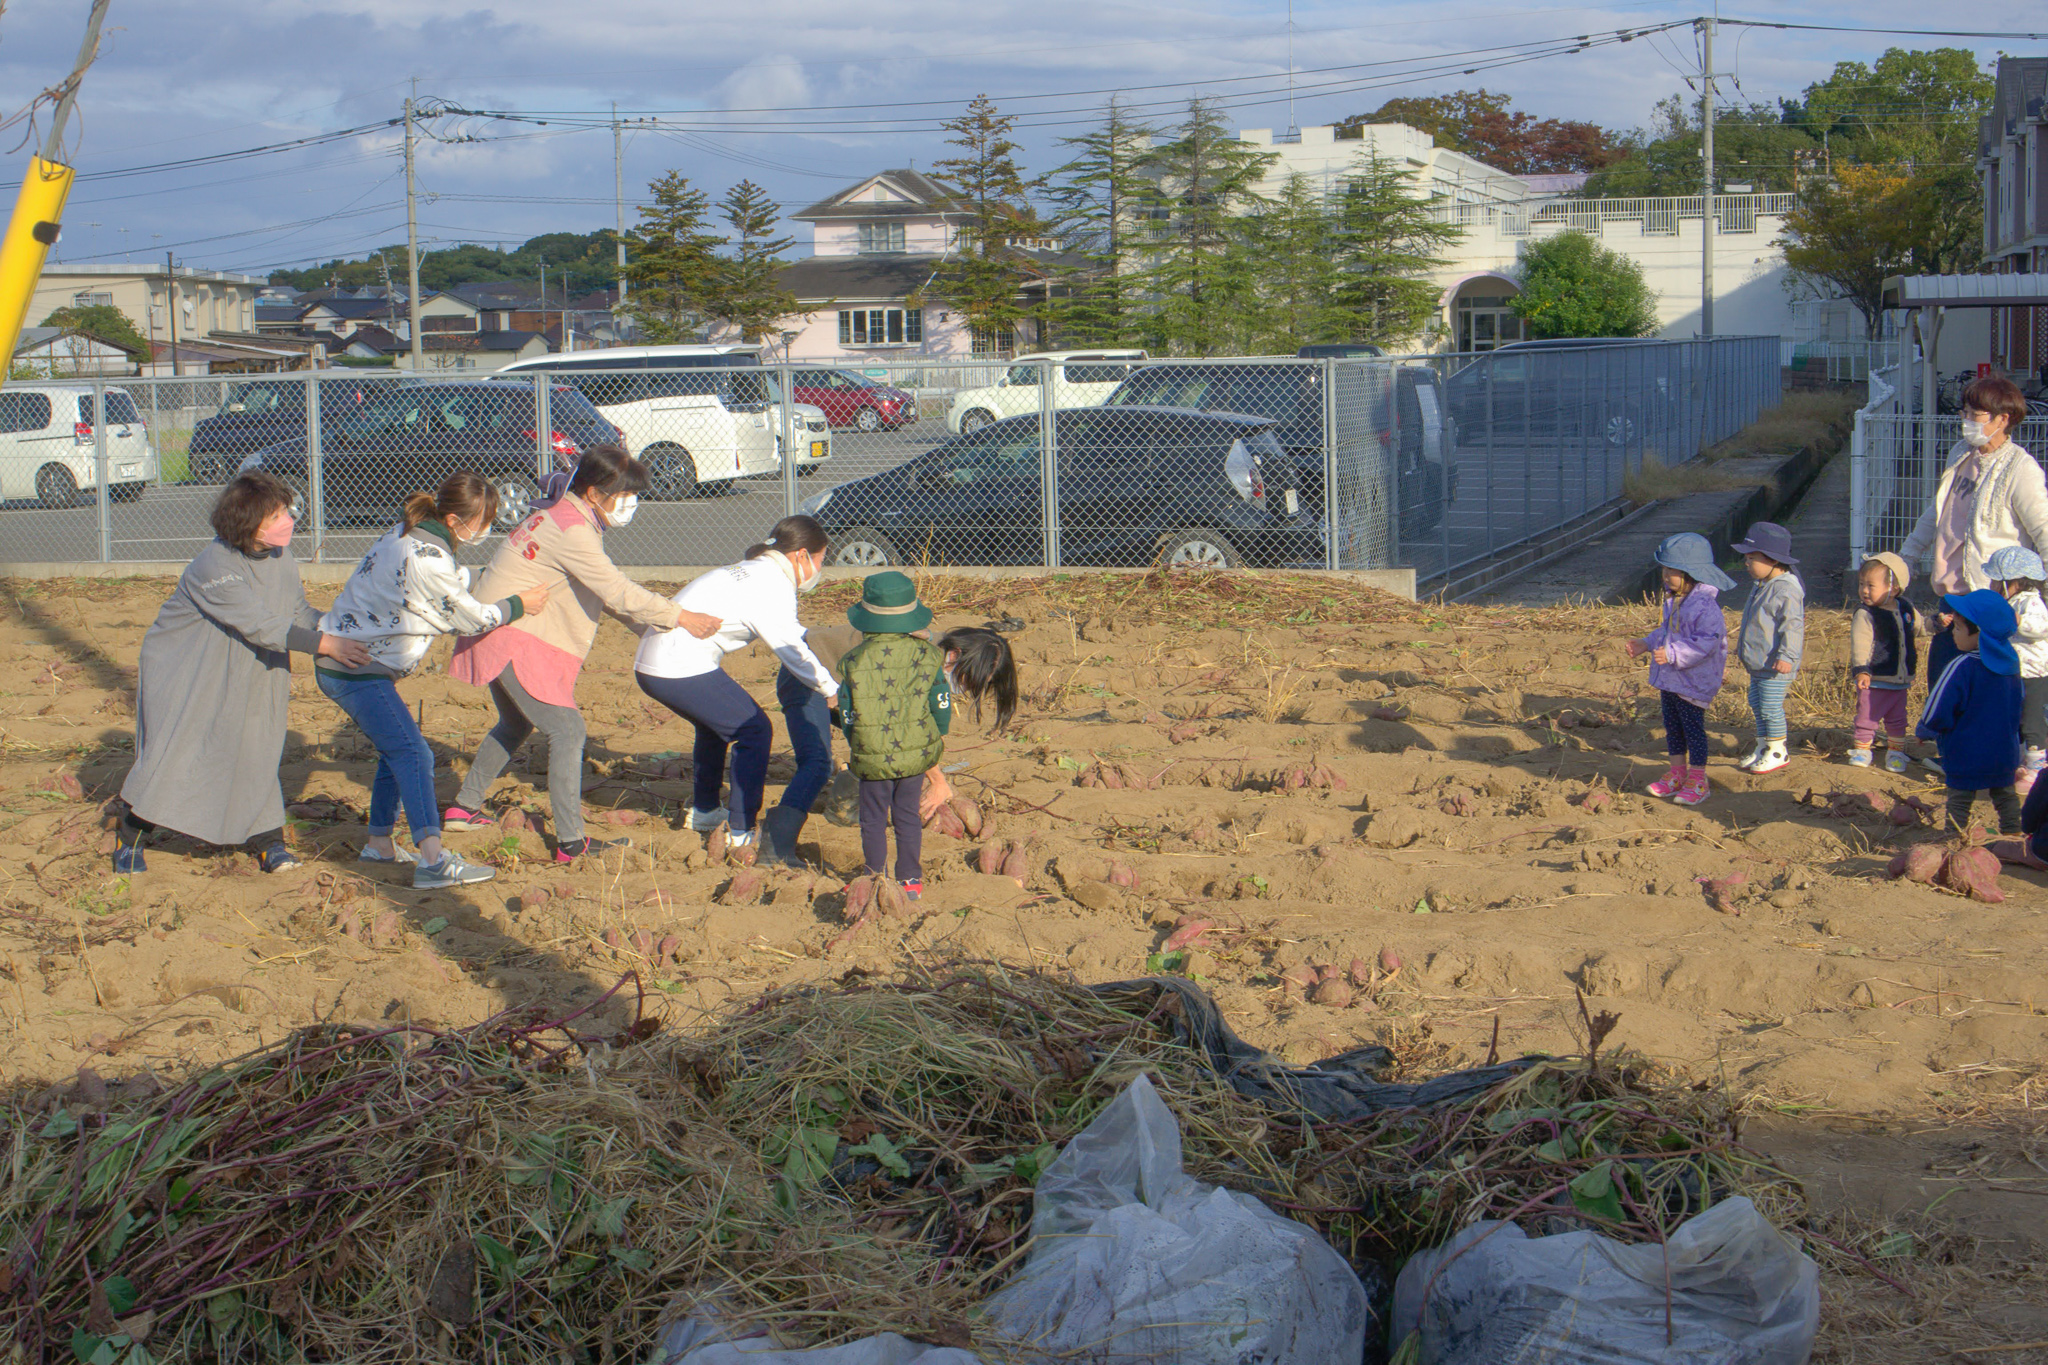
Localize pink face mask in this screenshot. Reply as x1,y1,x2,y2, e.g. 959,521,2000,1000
259,514,295,548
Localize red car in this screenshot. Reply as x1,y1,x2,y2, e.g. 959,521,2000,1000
789,369,918,431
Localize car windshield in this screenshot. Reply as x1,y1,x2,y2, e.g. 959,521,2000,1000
80,393,143,424
1109,368,1315,422
226,383,287,414
725,372,786,405
1108,369,1230,409
550,388,609,426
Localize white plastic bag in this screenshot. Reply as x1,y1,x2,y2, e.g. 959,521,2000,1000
650,1074,1371,1365
979,1073,1371,1365
1390,1195,1819,1365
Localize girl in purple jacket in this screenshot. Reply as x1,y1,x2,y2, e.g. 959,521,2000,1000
1626,533,1733,806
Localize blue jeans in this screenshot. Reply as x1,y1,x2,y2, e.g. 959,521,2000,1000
316,670,440,843
776,664,835,815
636,670,772,832
1747,671,1791,741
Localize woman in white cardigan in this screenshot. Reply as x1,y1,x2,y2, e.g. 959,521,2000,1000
1899,375,2042,701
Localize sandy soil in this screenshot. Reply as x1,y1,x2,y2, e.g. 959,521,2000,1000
1,570,2042,1357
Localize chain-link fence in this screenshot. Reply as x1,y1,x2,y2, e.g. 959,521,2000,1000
0,340,1780,583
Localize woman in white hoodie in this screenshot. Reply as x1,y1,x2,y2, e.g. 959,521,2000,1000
317,472,545,888
633,516,836,852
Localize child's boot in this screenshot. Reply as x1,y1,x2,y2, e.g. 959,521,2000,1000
1673,767,1712,806
1734,741,1765,772
1750,740,1790,775
1646,761,1687,797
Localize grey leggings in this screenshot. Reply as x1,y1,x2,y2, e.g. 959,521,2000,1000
454,669,587,844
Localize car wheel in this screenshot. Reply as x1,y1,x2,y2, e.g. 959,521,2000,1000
491,473,541,528
831,525,900,567
1158,530,1241,570
642,442,699,500
958,408,995,434
1605,409,1639,446
34,464,80,509
853,406,882,433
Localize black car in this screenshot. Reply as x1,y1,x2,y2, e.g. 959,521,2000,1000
801,407,1314,569
1442,337,1672,446
1103,361,1457,534
237,381,621,528
188,375,402,484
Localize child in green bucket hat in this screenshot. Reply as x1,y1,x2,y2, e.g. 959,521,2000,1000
835,572,950,899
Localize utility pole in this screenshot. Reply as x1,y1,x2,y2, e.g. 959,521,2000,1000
164,251,180,377
1698,16,1722,337
539,255,547,343
404,84,423,371
613,103,628,316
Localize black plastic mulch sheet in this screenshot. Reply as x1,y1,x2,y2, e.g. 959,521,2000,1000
1090,977,1537,1124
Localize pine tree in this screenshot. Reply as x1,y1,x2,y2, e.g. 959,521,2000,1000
1330,151,1464,348
705,180,800,343
622,172,723,344
929,95,1038,354
1243,172,1350,353
1134,98,1276,356
1040,99,1157,347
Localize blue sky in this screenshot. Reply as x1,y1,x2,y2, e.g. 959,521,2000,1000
1,0,2036,279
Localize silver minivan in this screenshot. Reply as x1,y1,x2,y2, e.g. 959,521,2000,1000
0,385,158,507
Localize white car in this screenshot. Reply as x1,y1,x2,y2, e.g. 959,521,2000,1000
945,350,1149,434
498,344,832,499
0,384,158,507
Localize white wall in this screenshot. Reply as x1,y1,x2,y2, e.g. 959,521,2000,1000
812,217,954,256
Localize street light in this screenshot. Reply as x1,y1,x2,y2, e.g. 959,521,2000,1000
779,329,798,364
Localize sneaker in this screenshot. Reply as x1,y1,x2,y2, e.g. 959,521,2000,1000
1646,762,1686,798
442,805,496,831
902,879,923,902
1846,748,1874,768
1883,750,1909,774
1672,771,1711,806
414,850,496,888
687,806,729,832
1749,742,1790,775
555,835,632,863
358,843,418,864
727,828,756,850
112,844,146,874
258,842,302,873
1920,753,1945,777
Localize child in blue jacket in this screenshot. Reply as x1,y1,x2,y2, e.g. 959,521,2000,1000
1917,588,2024,835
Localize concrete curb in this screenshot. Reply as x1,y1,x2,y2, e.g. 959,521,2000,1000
0,562,1421,601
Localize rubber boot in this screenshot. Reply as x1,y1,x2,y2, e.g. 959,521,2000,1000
759,804,810,869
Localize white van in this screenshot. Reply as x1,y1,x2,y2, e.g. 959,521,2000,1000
0,385,158,507
498,344,832,499
945,350,1149,434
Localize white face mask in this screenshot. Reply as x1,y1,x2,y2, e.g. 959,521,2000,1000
456,517,493,546
1962,418,1993,449
797,552,823,593
602,494,639,528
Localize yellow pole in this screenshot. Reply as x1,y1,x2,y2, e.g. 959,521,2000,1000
0,157,78,365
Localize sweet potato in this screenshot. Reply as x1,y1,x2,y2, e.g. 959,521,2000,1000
1163,918,1214,953
1311,977,1354,1008
630,928,655,957
1886,844,1944,884
1936,846,2004,903
1379,947,1402,974
1107,862,1137,889
1280,964,1318,994
606,809,642,826
1349,958,1372,988
877,878,911,920
977,840,1007,876
706,825,727,862
1000,847,1029,888
843,876,875,922
499,808,530,833
657,934,682,964
926,803,966,839
719,869,765,906
949,795,984,840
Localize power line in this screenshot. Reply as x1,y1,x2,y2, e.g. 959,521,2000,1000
1718,16,2048,40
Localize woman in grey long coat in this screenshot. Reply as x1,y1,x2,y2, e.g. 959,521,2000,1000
114,471,371,873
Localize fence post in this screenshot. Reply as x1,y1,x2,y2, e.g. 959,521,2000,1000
306,372,324,564
533,374,552,483
94,382,111,563
1482,357,1496,558
1321,357,1338,569
777,362,798,518
1848,408,1866,569
1038,359,1058,569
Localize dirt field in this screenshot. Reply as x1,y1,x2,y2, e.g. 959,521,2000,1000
1,569,2042,1358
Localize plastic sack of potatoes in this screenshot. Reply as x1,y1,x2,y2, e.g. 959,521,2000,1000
1389,1195,1819,1365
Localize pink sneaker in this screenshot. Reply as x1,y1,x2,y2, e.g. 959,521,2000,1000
2017,768,2039,798
1646,762,1686,797
1672,769,1711,806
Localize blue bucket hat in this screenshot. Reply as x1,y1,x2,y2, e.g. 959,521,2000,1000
1651,532,1736,591
1982,546,2046,584
1730,521,1798,568
1945,588,2020,676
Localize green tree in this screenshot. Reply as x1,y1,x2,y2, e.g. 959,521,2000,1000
1777,163,1926,338
1509,231,1659,338
1585,96,1817,196
1040,98,1157,347
269,233,623,297
1330,151,1464,348
38,303,148,355
622,172,724,344
1135,98,1276,356
704,180,800,343
1241,172,1348,352
928,95,1038,352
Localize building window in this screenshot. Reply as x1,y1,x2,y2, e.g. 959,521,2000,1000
422,315,478,332
838,308,922,347
857,223,906,253
970,324,1006,358
72,291,113,308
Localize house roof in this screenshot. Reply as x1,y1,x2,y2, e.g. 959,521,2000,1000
421,329,547,353
443,282,552,309
15,325,143,357
778,248,1082,303
1981,56,2048,158
793,169,965,222
300,297,406,321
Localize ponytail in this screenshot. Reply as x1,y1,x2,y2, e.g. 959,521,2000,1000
406,471,499,534
745,514,828,561
401,491,437,530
